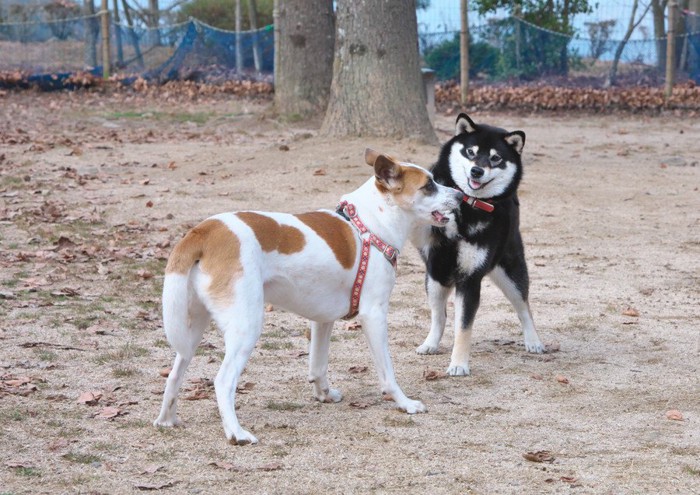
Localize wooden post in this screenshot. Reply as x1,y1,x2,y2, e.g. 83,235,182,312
460,0,469,104
235,0,243,75
665,0,677,99
100,0,110,79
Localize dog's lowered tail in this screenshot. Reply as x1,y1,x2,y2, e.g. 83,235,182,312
161,226,207,357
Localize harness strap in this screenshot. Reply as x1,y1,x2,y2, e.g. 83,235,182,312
337,201,399,319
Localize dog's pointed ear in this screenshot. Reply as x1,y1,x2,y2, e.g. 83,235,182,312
455,113,477,135
373,154,402,190
505,131,526,155
365,148,380,167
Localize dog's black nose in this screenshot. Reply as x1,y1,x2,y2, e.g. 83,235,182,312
470,167,484,179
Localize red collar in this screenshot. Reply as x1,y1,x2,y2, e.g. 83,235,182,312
462,194,494,213
454,185,494,212
337,201,399,319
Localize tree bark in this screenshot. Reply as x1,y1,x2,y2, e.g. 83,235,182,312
652,0,669,70
84,0,98,68
606,0,651,87
321,0,436,143
274,0,334,117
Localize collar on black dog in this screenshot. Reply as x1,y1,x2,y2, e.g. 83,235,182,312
461,192,494,213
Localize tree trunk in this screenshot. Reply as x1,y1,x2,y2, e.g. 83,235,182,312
247,0,262,73
321,0,436,143
652,0,668,70
148,0,161,45
274,0,334,117
112,0,124,67
235,0,243,75
606,0,650,87
84,0,98,68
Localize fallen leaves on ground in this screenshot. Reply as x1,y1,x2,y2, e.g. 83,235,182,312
423,369,449,381
209,461,283,472
666,409,684,421
522,451,555,463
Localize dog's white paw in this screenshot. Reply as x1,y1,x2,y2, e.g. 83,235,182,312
446,364,470,376
227,429,258,446
416,343,439,355
316,388,343,403
398,399,427,414
525,340,545,354
153,416,182,428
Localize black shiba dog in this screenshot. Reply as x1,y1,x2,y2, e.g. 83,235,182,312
415,113,544,375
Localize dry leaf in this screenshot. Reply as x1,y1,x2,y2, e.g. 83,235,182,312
313,168,327,176
137,269,154,280
530,373,544,380
622,307,639,317
140,464,165,474
145,200,154,208
77,391,102,405
666,409,683,421
344,321,362,331
94,406,123,419
159,368,171,378
135,481,176,491
349,366,368,374
523,451,555,463
556,375,570,384
236,382,256,393
349,401,370,409
423,369,449,381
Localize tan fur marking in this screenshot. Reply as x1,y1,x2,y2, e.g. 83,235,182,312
400,166,430,195
165,218,241,304
296,212,356,269
236,212,306,254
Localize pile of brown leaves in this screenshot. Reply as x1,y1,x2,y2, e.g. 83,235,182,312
436,80,700,113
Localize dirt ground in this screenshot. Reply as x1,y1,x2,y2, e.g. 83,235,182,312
1,90,698,495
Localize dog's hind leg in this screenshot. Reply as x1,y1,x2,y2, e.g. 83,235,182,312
360,308,427,414
416,276,452,355
489,265,544,353
211,298,264,446
154,282,210,428
308,321,342,403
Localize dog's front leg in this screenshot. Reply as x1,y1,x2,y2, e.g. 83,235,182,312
308,321,342,403
360,308,427,414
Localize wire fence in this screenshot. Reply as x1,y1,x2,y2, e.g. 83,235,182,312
0,4,698,88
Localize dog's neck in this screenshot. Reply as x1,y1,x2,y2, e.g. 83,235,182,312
340,178,413,250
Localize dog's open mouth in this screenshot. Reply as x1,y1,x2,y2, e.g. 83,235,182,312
468,178,492,190
431,211,449,225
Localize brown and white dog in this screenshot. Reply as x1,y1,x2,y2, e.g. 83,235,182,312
154,149,463,444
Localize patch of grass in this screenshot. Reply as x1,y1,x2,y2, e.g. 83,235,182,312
683,465,700,476
0,408,27,422
153,338,169,348
106,110,213,124
260,340,294,351
95,342,149,365
11,467,41,478
63,452,101,465
266,401,304,412
112,366,137,378
383,415,416,428
36,350,58,362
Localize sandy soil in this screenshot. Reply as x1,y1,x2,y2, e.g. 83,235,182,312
0,91,698,494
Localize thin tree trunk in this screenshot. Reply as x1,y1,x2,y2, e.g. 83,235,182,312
121,0,144,68
321,0,436,143
247,0,262,73
235,0,243,75
84,0,98,68
112,0,124,67
606,0,651,87
460,0,469,104
652,0,669,70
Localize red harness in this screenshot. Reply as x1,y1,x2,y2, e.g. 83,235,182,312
337,201,398,320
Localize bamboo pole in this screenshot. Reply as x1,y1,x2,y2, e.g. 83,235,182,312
100,0,111,79
665,0,677,99
460,0,469,104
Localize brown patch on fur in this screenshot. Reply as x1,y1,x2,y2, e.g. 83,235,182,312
374,163,430,198
165,218,241,304
296,212,356,269
237,212,306,254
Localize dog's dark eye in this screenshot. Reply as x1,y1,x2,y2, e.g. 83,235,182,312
422,179,437,194
490,154,502,165
465,148,476,159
